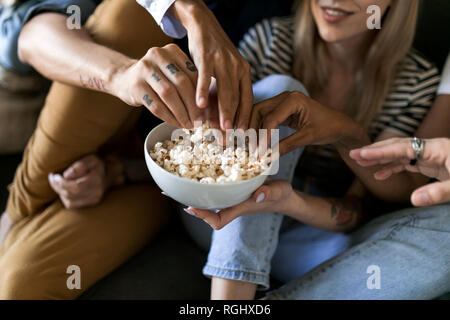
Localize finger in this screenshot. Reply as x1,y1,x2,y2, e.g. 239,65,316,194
72,169,102,194
149,67,193,128
49,173,65,195
164,43,199,85
354,159,385,167
215,67,238,130
63,154,99,180
188,203,249,230
356,140,415,163
49,173,81,196
250,92,292,129
205,79,220,129
196,59,212,109
373,163,407,180
411,180,450,207
205,100,220,129
236,70,254,130
276,129,313,157
159,48,204,124
185,207,222,229
140,83,180,128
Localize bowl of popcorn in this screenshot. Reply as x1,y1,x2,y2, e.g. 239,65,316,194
144,122,274,209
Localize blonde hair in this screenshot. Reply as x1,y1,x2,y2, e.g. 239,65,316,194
293,0,419,128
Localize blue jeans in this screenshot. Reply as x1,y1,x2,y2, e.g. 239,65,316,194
267,203,450,299
196,74,450,299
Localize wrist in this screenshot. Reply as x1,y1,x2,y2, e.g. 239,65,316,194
170,0,208,31
335,121,369,151
283,189,306,217
108,57,137,101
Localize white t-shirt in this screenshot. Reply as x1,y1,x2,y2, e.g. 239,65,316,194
437,53,450,95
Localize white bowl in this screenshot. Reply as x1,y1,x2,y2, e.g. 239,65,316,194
144,122,272,209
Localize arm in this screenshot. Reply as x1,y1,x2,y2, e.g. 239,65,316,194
416,53,450,138
18,12,206,128
249,91,428,204
188,179,367,232
415,94,450,138
18,13,129,96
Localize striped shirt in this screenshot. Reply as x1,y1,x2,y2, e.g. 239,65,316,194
238,17,441,195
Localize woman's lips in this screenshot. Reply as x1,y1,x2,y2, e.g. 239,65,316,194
321,6,353,23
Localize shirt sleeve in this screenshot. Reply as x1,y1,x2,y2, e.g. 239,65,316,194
0,0,98,73
136,0,186,39
237,19,272,83
437,53,450,95
384,64,441,137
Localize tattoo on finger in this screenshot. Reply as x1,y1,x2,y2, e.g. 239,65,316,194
186,61,197,72
166,64,180,75
152,73,161,82
143,94,153,106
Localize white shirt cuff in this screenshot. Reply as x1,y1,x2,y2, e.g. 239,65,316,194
437,54,450,95
136,0,187,39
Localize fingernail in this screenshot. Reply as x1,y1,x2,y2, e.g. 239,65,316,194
224,120,232,130
412,191,430,206
256,193,265,203
183,207,197,217
197,97,206,108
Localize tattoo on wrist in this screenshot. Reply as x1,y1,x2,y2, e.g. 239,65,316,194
186,61,197,72
143,94,153,106
166,64,180,75
152,73,161,82
79,74,105,91
328,195,362,227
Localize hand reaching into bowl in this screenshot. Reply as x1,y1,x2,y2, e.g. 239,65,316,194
350,137,450,206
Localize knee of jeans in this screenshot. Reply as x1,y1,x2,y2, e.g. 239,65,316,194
253,74,309,103
411,203,450,232
207,214,283,271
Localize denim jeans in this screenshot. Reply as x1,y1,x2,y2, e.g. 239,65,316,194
183,74,450,299
267,203,450,299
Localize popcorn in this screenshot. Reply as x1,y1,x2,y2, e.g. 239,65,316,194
150,124,271,184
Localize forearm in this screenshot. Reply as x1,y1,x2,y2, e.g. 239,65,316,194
284,191,364,232
18,13,133,97
335,127,428,203
415,95,450,138
168,0,207,29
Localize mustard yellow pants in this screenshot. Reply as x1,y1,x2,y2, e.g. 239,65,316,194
0,0,173,299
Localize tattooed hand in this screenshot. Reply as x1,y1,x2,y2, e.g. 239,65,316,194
113,43,203,129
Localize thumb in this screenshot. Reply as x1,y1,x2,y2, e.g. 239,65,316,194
411,180,450,207
251,180,285,203
251,186,270,204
